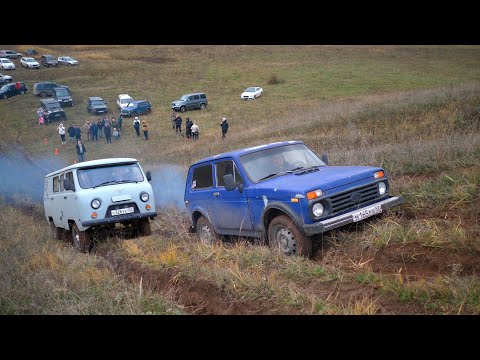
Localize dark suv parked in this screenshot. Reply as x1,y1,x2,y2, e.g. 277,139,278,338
53,87,73,107
87,97,108,114
40,98,67,123
0,82,27,99
171,92,207,112
33,82,71,97
41,55,59,67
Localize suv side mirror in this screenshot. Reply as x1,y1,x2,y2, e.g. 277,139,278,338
321,154,329,165
223,174,243,193
146,170,152,182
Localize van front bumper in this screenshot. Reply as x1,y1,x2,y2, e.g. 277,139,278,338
82,211,157,227
302,196,403,236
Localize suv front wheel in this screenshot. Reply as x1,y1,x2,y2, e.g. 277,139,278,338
180,106,186,112
267,215,312,258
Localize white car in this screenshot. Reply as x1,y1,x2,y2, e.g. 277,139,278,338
117,94,134,109
241,86,263,100
58,56,79,66
0,58,15,70
0,72,13,85
20,57,40,69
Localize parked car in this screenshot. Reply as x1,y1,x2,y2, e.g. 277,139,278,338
20,57,40,69
43,158,157,252
0,58,15,70
120,100,151,117
184,140,404,258
0,82,27,99
40,98,67,123
87,96,108,114
41,55,59,67
53,87,73,107
58,56,79,66
0,50,22,59
26,49,37,56
171,92,207,112
0,73,13,85
33,82,71,97
241,86,263,100
117,94,133,109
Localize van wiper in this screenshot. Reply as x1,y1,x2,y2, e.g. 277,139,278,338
94,180,138,188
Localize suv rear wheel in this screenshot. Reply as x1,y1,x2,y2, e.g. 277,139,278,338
145,108,151,114
196,216,221,245
267,215,312,258
199,103,206,110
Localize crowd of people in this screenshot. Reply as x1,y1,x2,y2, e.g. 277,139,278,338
48,110,231,163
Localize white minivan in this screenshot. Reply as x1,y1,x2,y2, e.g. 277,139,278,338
44,158,157,252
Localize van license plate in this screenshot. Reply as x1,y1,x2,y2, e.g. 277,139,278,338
111,207,134,216
352,205,382,222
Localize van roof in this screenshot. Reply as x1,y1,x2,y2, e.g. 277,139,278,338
191,141,304,166
45,158,139,177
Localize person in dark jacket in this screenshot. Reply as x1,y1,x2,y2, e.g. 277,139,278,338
74,124,81,140
174,114,182,135
90,121,97,141
104,120,112,143
68,124,75,143
97,118,104,138
76,139,86,162
133,117,140,136
185,117,193,139
117,114,123,134
220,117,229,139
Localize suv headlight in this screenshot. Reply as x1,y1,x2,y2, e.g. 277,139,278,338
91,199,101,209
312,203,324,217
140,192,149,202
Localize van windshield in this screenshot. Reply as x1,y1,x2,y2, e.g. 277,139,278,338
77,163,144,189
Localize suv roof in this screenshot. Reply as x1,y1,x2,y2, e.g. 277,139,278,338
192,141,303,166
183,92,206,96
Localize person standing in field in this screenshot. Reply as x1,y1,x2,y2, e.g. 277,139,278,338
185,117,193,139
142,120,149,140
220,117,229,139
84,121,91,141
76,139,86,162
57,123,66,145
68,124,75,143
133,117,141,137
191,122,199,140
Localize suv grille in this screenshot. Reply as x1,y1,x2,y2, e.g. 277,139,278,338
329,183,383,215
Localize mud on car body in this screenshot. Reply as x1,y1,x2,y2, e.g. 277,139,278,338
184,141,403,258
44,158,157,252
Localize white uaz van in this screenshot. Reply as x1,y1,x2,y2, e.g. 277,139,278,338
44,158,157,252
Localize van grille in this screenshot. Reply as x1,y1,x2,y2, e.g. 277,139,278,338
329,183,382,215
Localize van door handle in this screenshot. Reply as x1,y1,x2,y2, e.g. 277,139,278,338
50,197,54,200
64,196,67,199
213,192,220,197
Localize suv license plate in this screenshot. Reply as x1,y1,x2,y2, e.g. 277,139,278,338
352,205,382,222
111,207,134,216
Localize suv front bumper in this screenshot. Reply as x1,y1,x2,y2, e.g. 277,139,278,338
302,196,404,235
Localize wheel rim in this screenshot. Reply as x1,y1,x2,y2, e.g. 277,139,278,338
200,104,205,110
200,223,214,244
272,225,297,255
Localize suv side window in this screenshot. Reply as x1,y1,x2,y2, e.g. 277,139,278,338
192,164,213,189
188,96,194,101
216,160,243,187
193,95,200,100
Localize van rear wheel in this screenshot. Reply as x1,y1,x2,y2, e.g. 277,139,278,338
267,215,312,258
71,223,92,253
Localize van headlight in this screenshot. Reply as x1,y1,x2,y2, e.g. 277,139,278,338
312,202,324,217
378,182,387,195
91,199,101,209
140,192,149,202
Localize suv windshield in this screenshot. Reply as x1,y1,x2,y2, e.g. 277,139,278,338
45,102,60,110
91,101,105,106
77,163,144,189
240,144,326,183
180,95,189,101
121,98,132,104
55,89,69,96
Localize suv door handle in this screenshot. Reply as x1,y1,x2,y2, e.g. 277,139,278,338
213,192,220,197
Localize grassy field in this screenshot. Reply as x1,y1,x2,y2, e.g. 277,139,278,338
1,45,479,314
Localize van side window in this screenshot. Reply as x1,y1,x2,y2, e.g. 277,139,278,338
59,174,64,192
53,176,59,192
192,165,213,189
65,171,75,191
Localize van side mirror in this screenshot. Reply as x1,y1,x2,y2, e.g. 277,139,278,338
321,154,329,165
146,170,152,182
64,178,72,191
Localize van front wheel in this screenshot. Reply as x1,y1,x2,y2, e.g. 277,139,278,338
267,215,312,258
71,223,92,253
138,218,152,236
50,222,64,240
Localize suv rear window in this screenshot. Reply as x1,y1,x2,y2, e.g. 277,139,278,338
200,94,206,99
192,165,213,189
